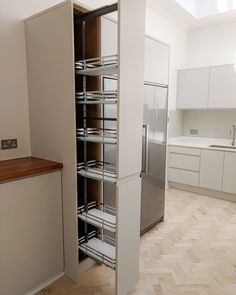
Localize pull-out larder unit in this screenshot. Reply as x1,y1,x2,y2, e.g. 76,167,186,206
75,8,118,265
25,1,145,294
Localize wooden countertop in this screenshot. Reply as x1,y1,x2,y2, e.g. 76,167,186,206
0,157,63,182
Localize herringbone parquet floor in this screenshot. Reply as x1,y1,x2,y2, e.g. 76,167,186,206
38,189,236,295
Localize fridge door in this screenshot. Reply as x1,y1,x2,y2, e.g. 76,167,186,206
141,84,168,234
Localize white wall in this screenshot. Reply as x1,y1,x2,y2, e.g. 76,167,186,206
146,0,188,137
184,21,236,139
0,0,117,161
0,0,188,161
187,21,236,67
183,110,236,139
0,5,31,160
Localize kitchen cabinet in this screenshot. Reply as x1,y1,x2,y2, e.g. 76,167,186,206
168,142,236,196
177,64,236,110
25,1,145,294
144,37,169,85
177,67,210,109
169,153,200,171
168,146,200,186
169,168,199,186
222,152,236,194
0,169,63,295
199,150,224,191
208,64,236,109
101,17,169,86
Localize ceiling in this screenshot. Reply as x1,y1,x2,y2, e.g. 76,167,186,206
149,0,236,30
175,0,236,19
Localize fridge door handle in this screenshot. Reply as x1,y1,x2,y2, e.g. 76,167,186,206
142,124,149,173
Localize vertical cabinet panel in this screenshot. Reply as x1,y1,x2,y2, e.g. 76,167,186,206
117,0,146,179
116,177,141,295
199,150,224,191
222,152,236,194
177,67,210,109
208,65,236,109
25,3,78,282
144,37,169,85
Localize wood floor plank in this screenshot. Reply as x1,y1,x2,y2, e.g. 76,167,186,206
37,189,236,295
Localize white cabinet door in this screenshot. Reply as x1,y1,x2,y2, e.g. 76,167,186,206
208,65,236,109
177,67,210,109
144,37,169,85
0,172,63,295
199,150,224,191
101,20,169,86
101,17,118,56
222,152,236,194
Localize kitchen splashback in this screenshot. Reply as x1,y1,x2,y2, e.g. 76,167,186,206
183,110,236,139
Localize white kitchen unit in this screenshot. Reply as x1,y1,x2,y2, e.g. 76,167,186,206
101,17,170,85
144,36,169,85
177,64,236,110
0,160,63,295
25,1,145,294
168,137,236,201
208,65,236,109
168,146,200,186
199,150,224,191
222,152,236,194
177,67,210,109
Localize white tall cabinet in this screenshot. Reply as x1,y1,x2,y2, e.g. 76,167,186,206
144,36,169,85
101,17,170,85
25,1,145,294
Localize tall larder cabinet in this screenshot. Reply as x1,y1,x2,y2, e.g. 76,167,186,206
25,1,145,294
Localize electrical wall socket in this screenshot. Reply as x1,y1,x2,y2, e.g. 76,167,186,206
1,139,18,150
190,129,198,135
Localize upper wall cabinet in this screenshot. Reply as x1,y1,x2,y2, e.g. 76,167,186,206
177,67,210,109
208,65,236,109
144,37,169,85
177,64,236,110
101,18,169,86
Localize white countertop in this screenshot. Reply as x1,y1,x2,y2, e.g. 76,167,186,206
168,136,236,152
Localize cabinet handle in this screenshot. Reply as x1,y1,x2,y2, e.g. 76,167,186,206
142,125,149,173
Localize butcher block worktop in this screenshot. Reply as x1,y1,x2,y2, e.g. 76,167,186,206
0,157,63,182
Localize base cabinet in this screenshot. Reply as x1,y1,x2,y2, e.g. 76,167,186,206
0,172,63,295
222,152,236,194
169,146,236,196
199,150,224,191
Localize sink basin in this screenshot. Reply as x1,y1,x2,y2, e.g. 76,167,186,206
209,145,236,150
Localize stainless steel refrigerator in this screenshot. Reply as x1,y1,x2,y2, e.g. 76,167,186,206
103,78,168,234
141,83,168,234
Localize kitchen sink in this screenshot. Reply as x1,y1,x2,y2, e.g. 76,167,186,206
209,145,236,149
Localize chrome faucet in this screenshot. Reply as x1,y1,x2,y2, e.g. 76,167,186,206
230,125,236,146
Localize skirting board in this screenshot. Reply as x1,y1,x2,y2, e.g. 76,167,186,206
169,181,236,203
24,271,64,295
